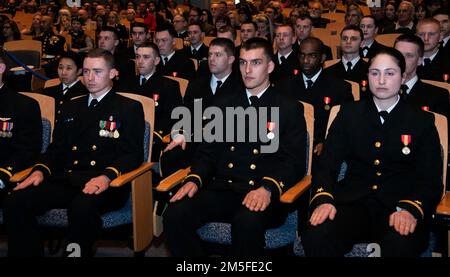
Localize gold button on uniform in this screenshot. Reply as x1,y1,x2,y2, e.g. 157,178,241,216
374,159,380,166
374,141,381,148
250,164,256,170
230,146,235,151
376,172,382,176
228,180,233,183
253,149,259,154
249,180,255,185
59,101,63,105
228,163,234,168
72,146,77,151
90,160,96,166
73,160,78,165
57,110,61,114
92,145,97,150
372,185,378,190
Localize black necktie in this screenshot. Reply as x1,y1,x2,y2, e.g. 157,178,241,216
346,61,352,72
89,99,98,109
378,111,389,123
217,80,222,88
140,76,147,86
280,56,287,64
400,84,409,99
192,48,197,56
306,79,313,89
439,40,444,50
164,57,169,65
424,58,431,67
249,95,259,107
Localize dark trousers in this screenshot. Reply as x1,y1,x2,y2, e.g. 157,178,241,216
163,188,288,257
159,144,195,178
302,197,430,257
3,179,128,257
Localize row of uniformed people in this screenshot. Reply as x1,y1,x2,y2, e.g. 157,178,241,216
1,31,448,254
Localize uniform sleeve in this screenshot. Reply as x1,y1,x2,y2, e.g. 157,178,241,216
153,80,182,141
397,114,442,221
101,100,145,180
310,106,349,208
259,100,307,201
0,98,42,183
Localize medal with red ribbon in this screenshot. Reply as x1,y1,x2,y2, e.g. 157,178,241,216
421,106,429,111
172,72,178,77
153,93,159,106
324,97,331,111
443,74,449,82
1,121,13,138
361,80,367,92
401,134,411,155
293,69,299,75
267,122,276,140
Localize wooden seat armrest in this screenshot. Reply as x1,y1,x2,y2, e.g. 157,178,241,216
280,175,312,204
156,167,191,192
109,162,155,187
9,168,33,183
436,192,450,216
162,134,171,144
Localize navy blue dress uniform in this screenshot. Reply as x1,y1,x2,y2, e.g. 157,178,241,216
41,79,89,123
118,72,182,162
270,51,300,83
325,57,369,84
113,50,137,85
276,70,353,145
156,51,196,80
36,31,66,62
0,85,42,192
302,99,442,257
4,90,145,256
402,79,450,119
417,49,450,82
178,43,209,62
35,31,66,78
160,70,244,177
163,86,307,257
360,40,388,59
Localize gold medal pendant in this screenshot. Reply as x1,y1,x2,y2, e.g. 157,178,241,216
113,130,120,139
324,105,330,111
402,146,410,155
155,101,159,107
401,134,412,155
267,132,275,140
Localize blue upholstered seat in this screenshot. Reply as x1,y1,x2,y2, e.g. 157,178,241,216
37,122,150,230
41,118,51,153
196,133,310,250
